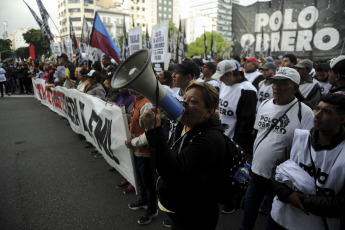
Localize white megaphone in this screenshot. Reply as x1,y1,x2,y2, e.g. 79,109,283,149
111,49,184,121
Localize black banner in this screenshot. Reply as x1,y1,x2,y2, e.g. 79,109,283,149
232,0,345,61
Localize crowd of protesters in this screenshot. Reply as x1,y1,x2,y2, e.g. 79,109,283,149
1,51,345,230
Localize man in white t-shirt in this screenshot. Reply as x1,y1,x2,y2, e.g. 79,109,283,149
243,57,263,90
242,67,314,230
294,59,321,107
271,93,345,230
256,62,277,110
0,67,8,97
212,60,257,155
313,63,332,96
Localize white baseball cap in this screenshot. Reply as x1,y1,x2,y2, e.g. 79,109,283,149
87,70,96,76
270,67,300,85
330,55,345,69
211,60,237,80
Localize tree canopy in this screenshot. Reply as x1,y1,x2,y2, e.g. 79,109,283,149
0,39,13,61
187,32,231,59
15,47,30,60
22,29,50,58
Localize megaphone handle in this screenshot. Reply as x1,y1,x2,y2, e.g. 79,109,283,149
150,79,159,172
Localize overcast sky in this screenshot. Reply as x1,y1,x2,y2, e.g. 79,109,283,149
0,0,59,37
0,0,258,38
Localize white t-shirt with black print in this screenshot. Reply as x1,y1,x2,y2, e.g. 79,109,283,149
271,129,345,230
219,81,257,138
256,80,273,111
251,98,314,179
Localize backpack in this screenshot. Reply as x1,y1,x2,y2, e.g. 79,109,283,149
218,134,249,207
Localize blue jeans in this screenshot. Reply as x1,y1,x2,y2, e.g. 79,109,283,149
242,173,274,230
135,156,157,214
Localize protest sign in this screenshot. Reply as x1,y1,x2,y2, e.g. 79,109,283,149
151,21,169,72
128,26,142,55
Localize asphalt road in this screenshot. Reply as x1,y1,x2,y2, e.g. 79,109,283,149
0,95,266,230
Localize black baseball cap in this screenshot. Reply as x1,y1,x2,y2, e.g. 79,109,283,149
175,59,200,78
58,53,69,60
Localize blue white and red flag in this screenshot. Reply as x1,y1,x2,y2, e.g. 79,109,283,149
90,12,121,64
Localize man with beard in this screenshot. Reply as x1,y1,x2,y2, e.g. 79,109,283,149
282,54,297,68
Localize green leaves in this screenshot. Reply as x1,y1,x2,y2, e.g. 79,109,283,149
22,29,50,58
187,32,231,58
0,39,12,60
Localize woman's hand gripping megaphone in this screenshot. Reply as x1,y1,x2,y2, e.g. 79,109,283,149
140,107,162,131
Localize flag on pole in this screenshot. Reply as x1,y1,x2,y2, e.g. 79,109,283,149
214,32,218,57
223,41,226,59
210,31,214,59
143,26,150,49
69,16,79,51
122,15,128,60
90,12,122,65
204,29,207,60
81,16,90,45
23,1,53,43
29,44,35,60
171,27,177,62
36,0,54,42
183,23,187,58
168,29,172,53
176,17,186,63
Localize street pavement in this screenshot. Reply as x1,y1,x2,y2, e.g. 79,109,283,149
0,95,266,230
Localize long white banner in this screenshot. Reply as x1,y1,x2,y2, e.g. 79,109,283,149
32,78,138,191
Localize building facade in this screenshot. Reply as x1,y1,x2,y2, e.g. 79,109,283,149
188,0,238,41
57,0,180,43
58,0,131,41
9,29,30,50
96,0,130,38
57,0,96,39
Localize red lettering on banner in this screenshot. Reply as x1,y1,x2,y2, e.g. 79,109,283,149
35,83,44,100
51,91,66,113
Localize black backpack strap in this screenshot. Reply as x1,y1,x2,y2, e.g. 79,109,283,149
306,83,321,101
255,100,298,152
298,101,302,123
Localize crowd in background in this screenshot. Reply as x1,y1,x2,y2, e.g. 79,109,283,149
1,52,345,230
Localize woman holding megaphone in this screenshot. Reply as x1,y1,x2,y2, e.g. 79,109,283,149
141,81,226,230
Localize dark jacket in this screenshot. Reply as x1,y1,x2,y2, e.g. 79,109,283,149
16,66,29,79
65,62,76,80
146,118,226,212
233,77,257,155
272,127,345,218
